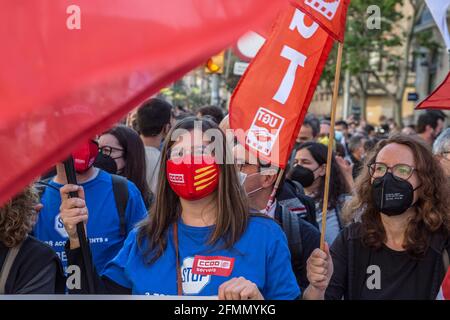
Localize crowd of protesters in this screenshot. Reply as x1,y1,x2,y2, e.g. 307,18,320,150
1,98,449,300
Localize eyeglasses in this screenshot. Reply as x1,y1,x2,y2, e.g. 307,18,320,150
99,146,124,157
368,162,417,181
237,159,272,173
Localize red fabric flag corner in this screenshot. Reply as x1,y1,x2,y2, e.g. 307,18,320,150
416,71,450,110
290,0,350,42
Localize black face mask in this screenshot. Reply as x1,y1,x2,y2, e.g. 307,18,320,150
94,153,118,174
372,172,418,216
290,165,320,188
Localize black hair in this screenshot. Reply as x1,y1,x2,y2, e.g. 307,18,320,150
364,124,375,135
363,138,379,153
417,110,447,134
335,120,349,130
297,142,347,209
197,105,225,125
302,115,320,138
137,98,173,137
105,125,152,207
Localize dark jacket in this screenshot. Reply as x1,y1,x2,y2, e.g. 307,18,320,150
0,236,65,294
277,179,318,229
274,179,321,291
326,223,450,300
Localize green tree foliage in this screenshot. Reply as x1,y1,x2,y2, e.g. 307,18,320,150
323,0,429,125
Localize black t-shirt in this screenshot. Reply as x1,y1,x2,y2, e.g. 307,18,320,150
359,244,435,300
0,236,65,294
326,223,449,300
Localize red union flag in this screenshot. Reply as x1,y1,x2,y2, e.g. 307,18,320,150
0,0,287,205
291,0,350,42
229,5,335,168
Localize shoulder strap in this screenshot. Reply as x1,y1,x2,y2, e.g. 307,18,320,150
0,242,24,294
281,206,303,262
111,174,129,237
280,205,305,288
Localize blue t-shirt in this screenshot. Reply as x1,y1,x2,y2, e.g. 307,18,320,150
34,170,148,273
102,216,301,299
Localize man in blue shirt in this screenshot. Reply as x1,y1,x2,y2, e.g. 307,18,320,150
34,150,148,273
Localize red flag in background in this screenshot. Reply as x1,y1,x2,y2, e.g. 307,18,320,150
0,0,288,205
229,5,335,168
416,71,450,110
291,0,350,42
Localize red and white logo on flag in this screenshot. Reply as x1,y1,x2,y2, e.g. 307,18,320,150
291,0,350,42
246,108,285,156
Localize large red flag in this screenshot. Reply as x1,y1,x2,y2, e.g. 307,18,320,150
0,0,288,205
416,71,450,110
291,0,350,42
229,4,335,168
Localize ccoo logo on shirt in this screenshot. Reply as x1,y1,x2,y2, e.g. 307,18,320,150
181,257,211,295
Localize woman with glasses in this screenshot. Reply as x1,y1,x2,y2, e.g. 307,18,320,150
321,134,450,300
97,125,152,208
58,117,331,299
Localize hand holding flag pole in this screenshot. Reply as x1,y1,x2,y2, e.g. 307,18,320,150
63,156,96,294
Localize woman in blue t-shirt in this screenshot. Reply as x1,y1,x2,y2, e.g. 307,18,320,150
60,117,331,299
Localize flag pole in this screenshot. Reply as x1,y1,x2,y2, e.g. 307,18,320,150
63,156,96,293
264,168,285,213
320,42,344,250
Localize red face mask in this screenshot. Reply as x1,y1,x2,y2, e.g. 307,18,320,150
72,140,99,174
166,155,220,201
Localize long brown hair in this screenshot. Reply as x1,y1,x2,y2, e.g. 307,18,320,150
0,186,38,248
343,134,450,258
137,117,249,263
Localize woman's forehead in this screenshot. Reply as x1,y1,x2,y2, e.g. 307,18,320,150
296,148,314,160
99,133,120,147
376,143,415,166
171,130,210,149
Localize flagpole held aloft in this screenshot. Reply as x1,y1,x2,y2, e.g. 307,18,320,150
320,41,344,250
